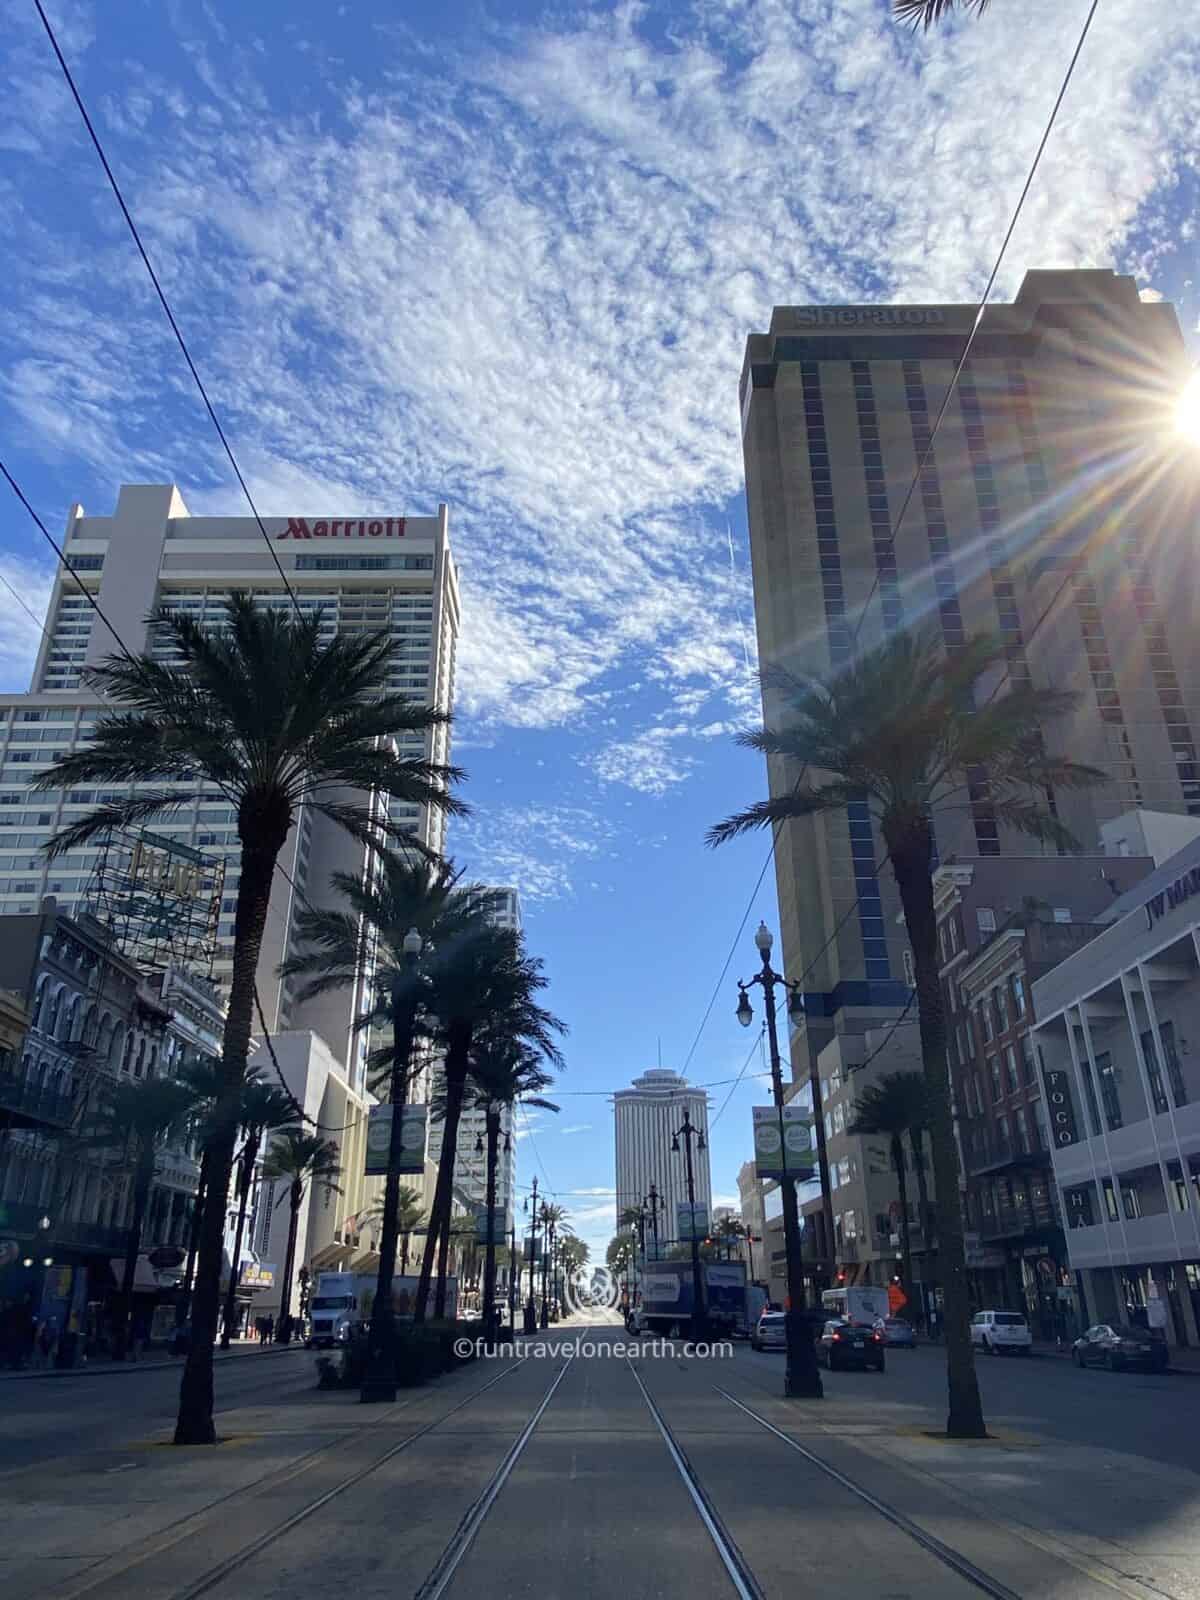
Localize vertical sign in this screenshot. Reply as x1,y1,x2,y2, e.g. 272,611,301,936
365,1104,428,1175
676,1201,710,1242
1041,1068,1078,1148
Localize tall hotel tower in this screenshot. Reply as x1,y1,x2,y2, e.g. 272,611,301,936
0,484,460,1093
614,1069,712,1247
739,269,1200,1073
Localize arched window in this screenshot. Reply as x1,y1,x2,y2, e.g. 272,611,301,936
148,1045,159,1079
45,984,64,1040
33,977,50,1031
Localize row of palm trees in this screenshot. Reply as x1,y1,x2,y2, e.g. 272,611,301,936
847,1072,934,1324
35,593,560,1440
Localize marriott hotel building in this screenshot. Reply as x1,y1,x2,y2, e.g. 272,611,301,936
740,268,1200,1074
0,483,460,1092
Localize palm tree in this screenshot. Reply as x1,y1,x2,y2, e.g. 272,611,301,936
415,928,565,1322
708,627,1103,1437
261,1130,343,1341
36,595,464,1440
538,1201,568,1317
357,1186,426,1276
715,1215,747,1262
893,0,991,25
79,1075,198,1359
281,853,500,1390
221,1078,298,1347
847,1072,929,1318
467,1036,557,1339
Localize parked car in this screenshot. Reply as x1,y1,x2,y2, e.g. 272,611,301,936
750,1311,787,1352
817,1318,885,1371
970,1310,1032,1356
873,1316,916,1348
1072,1324,1168,1373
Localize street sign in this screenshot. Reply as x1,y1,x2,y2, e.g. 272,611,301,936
676,1201,710,1242
474,1205,509,1244
365,1103,428,1176
752,1105,816,1180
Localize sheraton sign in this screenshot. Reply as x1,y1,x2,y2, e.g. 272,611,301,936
277,517,407,540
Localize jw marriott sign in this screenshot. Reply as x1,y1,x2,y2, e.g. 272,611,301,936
277,518,407,539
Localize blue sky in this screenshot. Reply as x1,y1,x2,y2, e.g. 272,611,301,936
2,0,1198,1260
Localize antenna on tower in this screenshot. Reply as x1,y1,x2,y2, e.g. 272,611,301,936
657,1037,662,1069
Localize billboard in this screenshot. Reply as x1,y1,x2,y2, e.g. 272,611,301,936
365,1103,428,1176
676,1201,709,1242
752,1105,816,1180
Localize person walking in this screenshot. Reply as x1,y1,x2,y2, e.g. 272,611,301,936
262,1313,275,1346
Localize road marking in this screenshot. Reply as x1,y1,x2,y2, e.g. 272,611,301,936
103,1462,138,1474
631,1363,765,1600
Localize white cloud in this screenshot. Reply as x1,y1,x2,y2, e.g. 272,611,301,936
0,555,54,691
4,0,1198,752
558,1123,592,1135
453,802,615,900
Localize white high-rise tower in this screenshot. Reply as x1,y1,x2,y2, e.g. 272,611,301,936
613,1068,711,1249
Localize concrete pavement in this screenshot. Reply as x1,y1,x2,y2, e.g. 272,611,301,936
1,1312,1198,1600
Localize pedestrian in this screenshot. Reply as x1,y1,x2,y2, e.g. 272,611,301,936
36,1317,56,1370
263,1313,275,1345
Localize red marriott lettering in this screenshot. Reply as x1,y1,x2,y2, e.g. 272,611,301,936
277,518,408,540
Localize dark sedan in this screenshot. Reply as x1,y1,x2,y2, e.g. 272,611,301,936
817,1318,885,1371
1072,1324,1169,1372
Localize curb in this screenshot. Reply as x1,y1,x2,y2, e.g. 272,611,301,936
0,1345,309,1381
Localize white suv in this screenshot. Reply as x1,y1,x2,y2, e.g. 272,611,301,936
971,1309,1033,1356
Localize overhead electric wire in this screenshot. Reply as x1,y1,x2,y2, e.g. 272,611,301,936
678,0,1101,1077
32,0,304,621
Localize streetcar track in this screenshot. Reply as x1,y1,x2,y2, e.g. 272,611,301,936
714,1386,1023,1600
54,1355,526,1600
410,1332,588,1600
627,1359,766,1600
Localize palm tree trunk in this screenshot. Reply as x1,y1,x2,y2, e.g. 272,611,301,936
116,1152,153,1361
891,1132,914,1318
278,1178,302,1337
482,1111,499,1343
400,1232,411,1277
888,820,985,1438
175,828,284,1444
416,1051,468,1322
364,981,416,1393
177,1149,210,1327
220,1135,258,1349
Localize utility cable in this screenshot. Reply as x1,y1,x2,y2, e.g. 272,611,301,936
33,0,304,621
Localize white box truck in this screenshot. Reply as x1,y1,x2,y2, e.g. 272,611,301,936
307,1271,458,1347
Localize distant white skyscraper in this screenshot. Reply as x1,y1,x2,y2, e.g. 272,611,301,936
613,1068,711,1249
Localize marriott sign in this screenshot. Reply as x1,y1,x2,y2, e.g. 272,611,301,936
277,517,407,540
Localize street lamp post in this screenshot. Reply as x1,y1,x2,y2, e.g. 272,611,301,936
523,1177,539,1334
362,926,424,1404
508,1212,518,1335
671,1107,706,1341
647,1182,661,1261
737,921,823,1400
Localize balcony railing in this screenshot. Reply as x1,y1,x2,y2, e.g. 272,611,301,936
977,1201,1060,1241
0,1073,76,1128
963,1119,1052,1176
0,1199,129,1255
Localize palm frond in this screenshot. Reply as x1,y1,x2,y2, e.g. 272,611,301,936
705,787,848,848
893,0,991,28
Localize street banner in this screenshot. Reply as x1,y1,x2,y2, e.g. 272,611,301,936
752,1104,816,1180
365,1103,428,1176
676,1201,709,1242
474,1205,509,1243
523,1235,542,1261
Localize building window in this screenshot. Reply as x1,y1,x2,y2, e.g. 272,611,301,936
1120,1179,1143,1221
996,1114,1010,1155
1159,1021,1189,1108
1012,974,1027,1018
1031,1096,1048,1149
1003,1046,1019,1095
1052,907,1071,924
995,986,1010,1032
989,1055,1002,1103
1101,1178,1120,1221
1077,1048,1103,1138
1095,1051,1122,1131
979,1002,993,1044
1020,1032,1036,1084
1014,1106,1030,1153
976,907,996,935
1140,1028,1170,1116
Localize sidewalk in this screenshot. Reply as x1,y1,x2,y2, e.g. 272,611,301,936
1030,1337,1200,1373
0,1339,308,1380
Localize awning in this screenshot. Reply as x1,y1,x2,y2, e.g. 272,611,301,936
109,1255,185,1294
